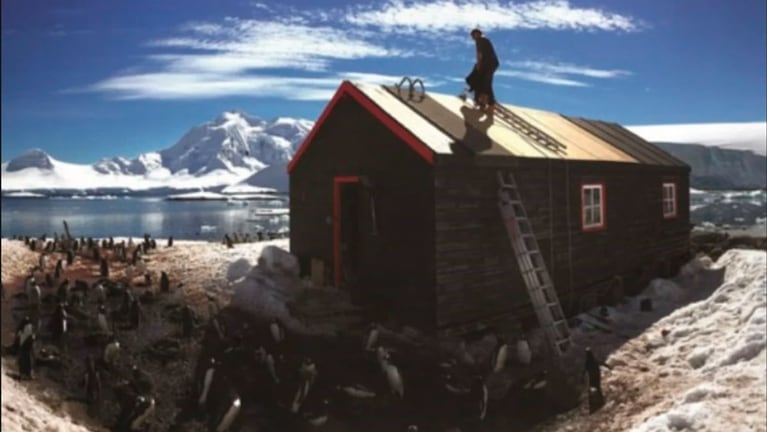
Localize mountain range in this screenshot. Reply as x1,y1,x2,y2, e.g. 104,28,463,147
1,115,764,195
1,112,313,194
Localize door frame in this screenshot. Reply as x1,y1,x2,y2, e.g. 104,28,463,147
333,175,360,288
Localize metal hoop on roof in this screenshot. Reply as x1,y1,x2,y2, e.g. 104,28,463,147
410,78,425,101
395,76,426,102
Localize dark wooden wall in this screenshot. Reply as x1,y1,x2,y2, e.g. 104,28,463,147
433,154,691,330
289,96,436,328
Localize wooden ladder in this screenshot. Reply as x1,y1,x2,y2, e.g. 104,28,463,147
497,171,572,356
493,105,566,154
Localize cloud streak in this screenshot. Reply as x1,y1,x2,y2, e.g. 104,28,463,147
77,1,643,100
345,0,645,34
496,60,632,87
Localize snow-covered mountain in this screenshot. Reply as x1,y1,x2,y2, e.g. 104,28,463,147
628,122,767,189
1,112,313,193
224,161,290,193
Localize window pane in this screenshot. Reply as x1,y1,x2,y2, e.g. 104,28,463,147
594,187,602,206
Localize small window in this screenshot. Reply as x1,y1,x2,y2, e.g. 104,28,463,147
581,183,605,231
662,182,677,218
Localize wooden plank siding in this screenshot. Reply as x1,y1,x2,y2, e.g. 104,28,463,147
290,96,437,329
433,155,691,330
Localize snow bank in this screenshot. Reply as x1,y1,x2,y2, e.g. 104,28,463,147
558,250,767,432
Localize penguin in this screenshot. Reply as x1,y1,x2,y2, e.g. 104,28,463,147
83,356,102,411
30,239,37,251
15,316,35,351
39,253,47,270
128,237,134,249
102,337,121,368
378,350,404,398
143,273,152,288
224,234,233,249
100,258,109,278
257,231,264,242
18,332,35,379
160,271,169,293
96,305,111,334
182,304,195,338
57,279,70,302
118,395,155,432
291,358,318,414
167,236,174,248
49,302,68,342
101,239,108,250
129,298,141,329
130,364,154,395
470,375,489,421
45,273,54,288
210,386,242,432
364,322,380,352
29,283,42,307
198,357,218,409
150,239,157,249
55,259,64,279
66,249,74,266
490,335,509,373
516,337,532,365
109,237,115,249
94,282,107,304
269,318,285,344
263,349,280,384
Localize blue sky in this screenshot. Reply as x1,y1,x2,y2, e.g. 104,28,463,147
2,0,765,164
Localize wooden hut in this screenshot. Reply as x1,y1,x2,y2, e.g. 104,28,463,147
287,80,691,334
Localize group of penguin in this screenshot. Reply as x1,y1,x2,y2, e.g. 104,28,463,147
5,233,190,431
188,308,537,432
221,230,287,248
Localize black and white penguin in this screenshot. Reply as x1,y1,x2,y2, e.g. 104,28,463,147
15,315,35,352
117,395,156,432
290,358,319,414
28,282,42,307
490,335,509,373
57,279,70,302
150,238,157,249
209,385,242,432
45,272,54,288
39,253,48,270
100,258,109,278
130,364,154,395
223,234,233,249
66,249,74,266
364,322,380,352
167,236,174,248
198,357,218,409
55,259,64,279
516,336,532,365
378,349,404,398
102,337,121,368
93,281,107,304
108,237,115,249
83,356,102,410
470,375,489,421
96,305,110,334
160,271,169,293
129,298,141,329
18,332,35,379
182,305,195,338
50,302,68,341
269,318,285,345
93,246,101,262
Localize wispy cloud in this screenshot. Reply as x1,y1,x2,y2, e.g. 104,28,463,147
78,1,643,100
496,60,631,87
344,0,645,35
48,24,94,37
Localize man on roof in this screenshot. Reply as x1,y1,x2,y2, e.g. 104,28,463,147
467,28,500,115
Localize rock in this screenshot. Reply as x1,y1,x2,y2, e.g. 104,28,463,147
258,246,299,276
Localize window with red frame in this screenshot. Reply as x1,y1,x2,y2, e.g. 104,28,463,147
662,182,677,218
581,183,605,231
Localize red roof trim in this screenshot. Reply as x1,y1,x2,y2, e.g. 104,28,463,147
286,81,434,174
